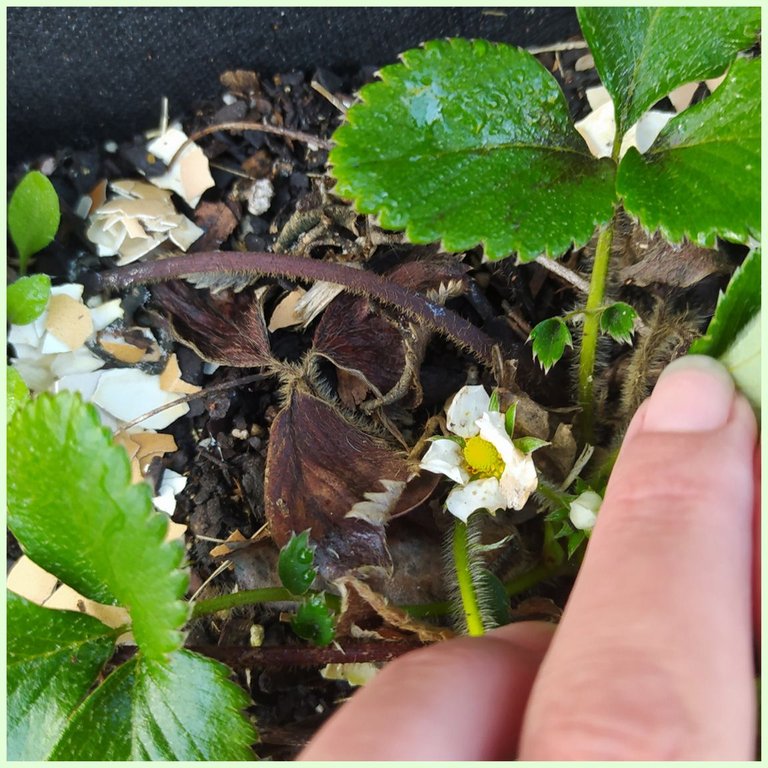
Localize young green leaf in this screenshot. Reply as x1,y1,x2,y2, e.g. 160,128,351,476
7,592,117,760
599,301,637,345
528,317,573,372
617,57,759,247
7,366,30,423
7,273,52,325
719,310,761,411
292,593,335,647
8,170,61,274
7,392,189,660
513,436,550,454
577,7,760,139
331,38,615,261
50,650,256,760
278,529,317,596
690,248,761,359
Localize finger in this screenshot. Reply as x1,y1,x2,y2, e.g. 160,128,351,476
298,621,553,760
520,356,758,760
753,443,761,651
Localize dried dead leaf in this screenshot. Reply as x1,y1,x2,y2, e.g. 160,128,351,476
192,200,240,252
220,69,261,99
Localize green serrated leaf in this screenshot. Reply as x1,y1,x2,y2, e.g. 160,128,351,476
278,529,317,596
577,7,760,139
513,436,550,454
7,273,52,325
476,568,511,628
8,170,61,274
617,57,759,247
599,301,637,344
331,38,615,261
528,317,573,372
504,402,517,437
690,248,761,359
7,366,30,423
292,593,336,647
8,592,117,760
50,650,256,760
7,392,189,659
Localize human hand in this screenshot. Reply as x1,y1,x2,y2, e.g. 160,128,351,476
298,355,759,760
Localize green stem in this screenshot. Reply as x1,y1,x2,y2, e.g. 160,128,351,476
191,587,340,620
577,217,615,441
452,519,485,637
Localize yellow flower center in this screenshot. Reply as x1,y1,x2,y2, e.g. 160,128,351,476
462,436,504,478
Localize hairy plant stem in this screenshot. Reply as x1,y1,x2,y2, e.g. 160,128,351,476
577,217,615,441
452,519,485,637
97,252,496,367
191,588,341,619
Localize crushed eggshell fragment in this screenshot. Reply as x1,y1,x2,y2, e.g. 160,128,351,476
321,662,381,686
160,353,201,394
152,468,188,516
268,288,307,331
145,126,215,208
246,177,274,216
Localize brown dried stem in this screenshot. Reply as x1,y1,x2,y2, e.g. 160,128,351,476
97,252,497,366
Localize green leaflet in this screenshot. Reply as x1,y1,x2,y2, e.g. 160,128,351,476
617,57,760,247
292,593,336,647
599,301,637,345
8,170,61,274
278,529,318,595
7,366,29,422
50,650,257,760
7,273,51,325
7,593,117,760
577,7,760,139
7,392,189,660
331,38,615,261
528,316,573,372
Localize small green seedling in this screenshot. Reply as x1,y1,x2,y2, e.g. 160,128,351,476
8,170,61,274
7,273,52,325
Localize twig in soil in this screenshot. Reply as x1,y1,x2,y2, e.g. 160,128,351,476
534,254,591,294
525,40,590,55
310,79,349,114
97,252,498,367
167,120,333,170
112,372,270,435
189,559,233,603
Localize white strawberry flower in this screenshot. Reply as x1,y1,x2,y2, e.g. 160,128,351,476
419,385,540,522
569,490,603,531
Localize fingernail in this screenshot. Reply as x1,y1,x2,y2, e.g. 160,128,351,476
642,355,735,433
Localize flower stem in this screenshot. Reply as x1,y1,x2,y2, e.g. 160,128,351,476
191,587,340,620
577,217,615,441
452,519,485,637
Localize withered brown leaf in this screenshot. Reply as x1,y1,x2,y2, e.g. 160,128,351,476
192,201,240,253
265,387,430,580
151,280,273,367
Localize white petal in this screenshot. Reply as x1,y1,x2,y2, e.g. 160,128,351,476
499,452,538,511
476,411,516,463
420,440,469,485
445,477,507,522
445,385,490,438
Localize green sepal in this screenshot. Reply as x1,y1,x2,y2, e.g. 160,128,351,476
8,170,61,274
331,38,615,261
292,593,336,647
7,273,51,325
599,301,637,345
428,434,466,447
513,436,550,454
577,7,761,139
278,529,318,596
7,592,117,760
529,316,573,372
488,389,500,412
566,529,589,559
504,402,517,437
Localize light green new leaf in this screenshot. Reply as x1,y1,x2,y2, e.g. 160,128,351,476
529,317,573,372
8,592,117,760
331,38,615,261
7,366,30,423
7,392,189,659
599,301,637,345
7,273,51,325
50,650,256,760
617,57,759,247
8,170,61,274
292,593,336,647
720,310,761,411
577,7,760,139
278,529,317,596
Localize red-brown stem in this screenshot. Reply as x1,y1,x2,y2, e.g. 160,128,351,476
97,252,497,366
